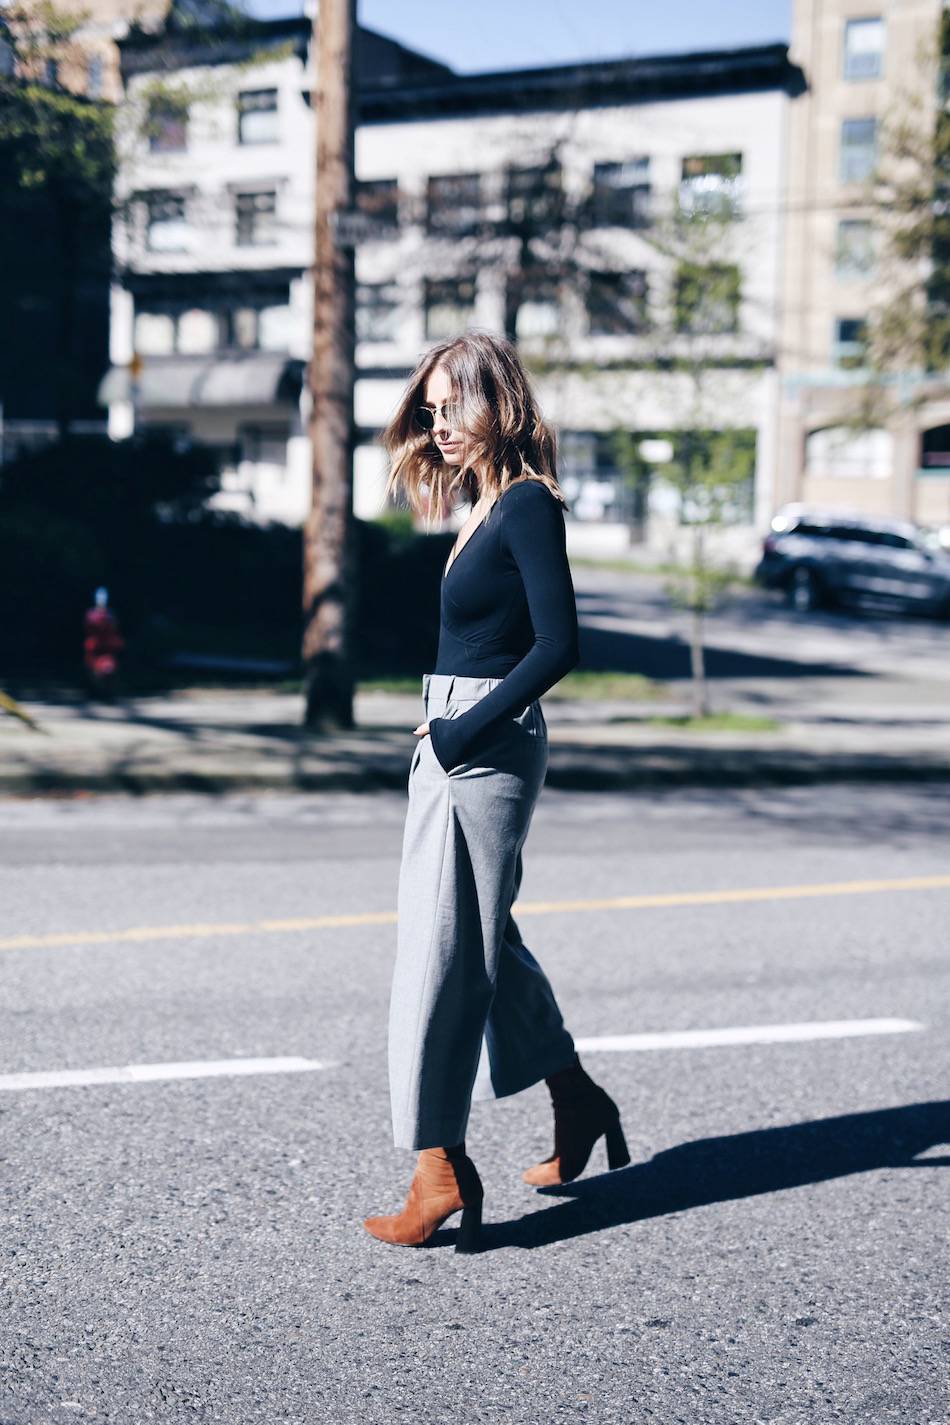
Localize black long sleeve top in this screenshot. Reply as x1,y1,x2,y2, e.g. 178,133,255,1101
426,477,581,773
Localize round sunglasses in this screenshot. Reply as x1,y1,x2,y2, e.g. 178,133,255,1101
413,401,463,432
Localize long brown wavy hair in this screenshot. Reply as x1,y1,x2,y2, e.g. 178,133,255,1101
382,330,567,528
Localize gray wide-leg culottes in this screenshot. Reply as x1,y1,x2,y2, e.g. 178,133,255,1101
389,671,576,1151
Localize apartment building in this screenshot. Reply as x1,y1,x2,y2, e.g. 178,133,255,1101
100,2,803,548
777,0,950,527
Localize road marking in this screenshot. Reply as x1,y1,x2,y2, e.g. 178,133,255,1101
2,874,949,953
574,1018,924,1053
0,1056,334,1093
0,1021,924,1095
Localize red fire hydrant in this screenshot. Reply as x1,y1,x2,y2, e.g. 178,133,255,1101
83,587,124,697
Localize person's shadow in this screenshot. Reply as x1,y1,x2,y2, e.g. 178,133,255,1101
434,1101,949,1251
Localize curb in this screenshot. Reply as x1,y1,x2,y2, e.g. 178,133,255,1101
2,745,949,796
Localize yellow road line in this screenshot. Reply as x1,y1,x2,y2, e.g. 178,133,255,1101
2,874,950,953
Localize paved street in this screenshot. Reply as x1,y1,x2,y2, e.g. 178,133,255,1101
1,783,947,1423
576,567,950,687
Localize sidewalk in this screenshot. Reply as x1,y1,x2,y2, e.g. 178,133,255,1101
3,680,950,795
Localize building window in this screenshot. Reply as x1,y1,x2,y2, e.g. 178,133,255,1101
835,219,874,277
227,300,292,352
427,173,482,235
590,160,651,228
356,281,401,342
176,308,218,354
844,17,884,80
235,190,278,247
134,310,176,356
87,53,104,99
424,275,477,340
674,263,740,334
147,96,188,153
133,292,291,354
508,271,560,340
558,431,650,527
134,306,217,355
355,178,399,229
806,425,891,478
506,164,562,230
145,192,189,252
679,153,742,217
663,430,756,524
920,425,950,476
587,271,648,335
237,89,278,145
238,423,290,469
840,118,877,183
832,317,868,368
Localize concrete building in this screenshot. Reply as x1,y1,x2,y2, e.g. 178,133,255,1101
777,0,950,529
101,5,803,552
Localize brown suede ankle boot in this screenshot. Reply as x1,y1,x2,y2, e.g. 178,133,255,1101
523,1055,630,1187
364,1144,484,1252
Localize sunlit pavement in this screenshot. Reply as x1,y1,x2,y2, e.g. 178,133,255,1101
1,783,947,1423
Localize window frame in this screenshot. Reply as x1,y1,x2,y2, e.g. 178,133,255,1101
589,159,651,229
843,16,885,81
832,316,869,368
674,262,741,335
235,189,279,248
839,117,878,184
835,218,875,278
507,270,561,341
506,163,563,231
356,280,401,343
426,173,482,236
679,153,743,218
237,88,279,146
423,274,478,341
144,190,190,253
355,178,400,231
586,269,649,336
147,95,189,154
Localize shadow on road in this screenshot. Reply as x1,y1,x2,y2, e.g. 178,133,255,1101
576,617,868,682
433,1100,949,1252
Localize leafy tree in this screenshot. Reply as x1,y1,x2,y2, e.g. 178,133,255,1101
605,178,757,715
0,2,114,434
849,10,950,428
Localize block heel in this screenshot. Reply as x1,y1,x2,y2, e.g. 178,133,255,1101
605,1118,631,1170
455,1199,483,1254
522,1055,632,1187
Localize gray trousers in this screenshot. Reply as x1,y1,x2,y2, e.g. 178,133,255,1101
389,672,576,1151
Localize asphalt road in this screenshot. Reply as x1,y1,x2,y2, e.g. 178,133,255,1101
574,568,950,685
1,784,947,1425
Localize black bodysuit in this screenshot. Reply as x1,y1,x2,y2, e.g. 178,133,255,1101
427,477,580,773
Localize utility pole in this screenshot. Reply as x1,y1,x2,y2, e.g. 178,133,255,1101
302,0,357,729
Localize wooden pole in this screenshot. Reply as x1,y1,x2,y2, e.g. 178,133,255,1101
302,0,357,729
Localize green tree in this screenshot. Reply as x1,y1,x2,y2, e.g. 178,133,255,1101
0,1,114,434
607,175,758,716
851,9,950,425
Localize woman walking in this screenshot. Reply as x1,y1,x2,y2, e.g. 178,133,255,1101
363,332,629,1253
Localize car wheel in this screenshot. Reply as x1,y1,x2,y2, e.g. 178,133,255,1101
787,565,821,613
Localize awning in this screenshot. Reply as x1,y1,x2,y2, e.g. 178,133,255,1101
97,354,304,410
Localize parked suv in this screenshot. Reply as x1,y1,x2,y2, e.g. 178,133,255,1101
754,504,950,617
